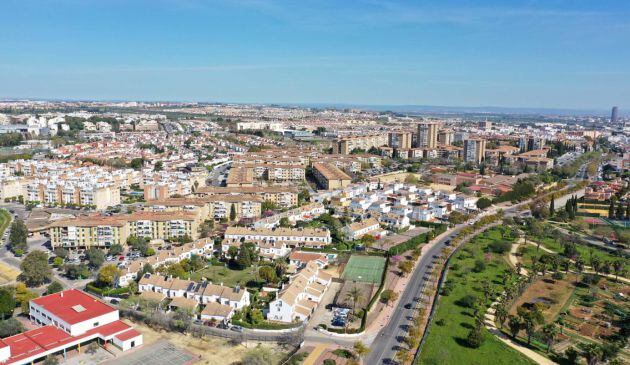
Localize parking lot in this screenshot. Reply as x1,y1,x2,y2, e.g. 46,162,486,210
105,341,195,365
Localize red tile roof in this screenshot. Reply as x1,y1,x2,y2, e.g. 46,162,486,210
114,329,142,342
31,289,116,325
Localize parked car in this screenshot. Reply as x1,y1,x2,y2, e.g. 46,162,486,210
231,325,244,333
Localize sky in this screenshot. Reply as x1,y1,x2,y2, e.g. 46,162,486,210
0,0,629,110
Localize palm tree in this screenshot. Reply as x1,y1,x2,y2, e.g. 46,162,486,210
495,303,508,329
507,315,521,339
561,259,571,274
515,262,523,276
612,260,624,282
591,257,601,275
345,286,364,316
353,341,371,361
541,323,559,353
395,348,413,365
575,258,585,283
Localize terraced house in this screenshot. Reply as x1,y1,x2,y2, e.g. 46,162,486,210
267,261,332,323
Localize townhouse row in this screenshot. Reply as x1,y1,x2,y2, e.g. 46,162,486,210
138,273,250,322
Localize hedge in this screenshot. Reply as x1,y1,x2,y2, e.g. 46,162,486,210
86,284,130,297
231,319,301,330
388,233,428,255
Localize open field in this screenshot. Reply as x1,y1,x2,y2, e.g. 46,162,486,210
130,320,290,365
189,265,257,288
419,227,536,365
0,209,10,236
0,262,19,285
341,255,386,284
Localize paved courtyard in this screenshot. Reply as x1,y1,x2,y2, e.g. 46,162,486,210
104,341,196,365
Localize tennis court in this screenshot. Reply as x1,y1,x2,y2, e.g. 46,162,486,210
341,255,386,284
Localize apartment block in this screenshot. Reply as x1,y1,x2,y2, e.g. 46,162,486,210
332,134,387,154
312,162,352,190
417,122,439,149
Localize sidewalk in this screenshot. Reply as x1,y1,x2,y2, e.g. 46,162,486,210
484,240,557,365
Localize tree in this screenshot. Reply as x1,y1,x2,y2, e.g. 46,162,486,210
578,342,603,365
258,266,277,283
380,289,399,306
507,315,521,339
549,197,555,217
360,234,376,247
345,287,364,315
0,288,15,319
353,341,370,360
8,218,28,254
495,303,508,328
609,200,615,218
229,204,237,221
46,281,64,295
98,265,121,287
395,349,413,365
108,244,123,256
398,261,413,276
476,197,492,210
518,306,544,345
616,203,625,220
227,246,239,259
466,327,485,348
612,260,625,282
20,250,52,286
153,161,163,172
140,263,154,276
86,248,105,269
278,217,290,228
15,283,38,314
541,323,559,353
235,247,252,269
0,317,24,337
64,264,89,280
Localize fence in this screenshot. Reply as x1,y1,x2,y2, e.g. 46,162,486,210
118,307,305,346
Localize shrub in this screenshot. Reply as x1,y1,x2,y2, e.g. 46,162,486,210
457,294,478,309
488,240,511,254
466,327,485,348
472,259,486,273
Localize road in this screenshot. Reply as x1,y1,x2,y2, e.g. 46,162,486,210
366,222,467,365
365,203,530,365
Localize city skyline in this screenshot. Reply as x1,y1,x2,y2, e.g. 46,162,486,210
1,0,629,110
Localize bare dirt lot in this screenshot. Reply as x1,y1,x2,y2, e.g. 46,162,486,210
131,321,290,365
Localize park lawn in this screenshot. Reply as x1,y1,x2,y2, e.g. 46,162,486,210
527,233,626,268
190,265,259,287
419,227,537,365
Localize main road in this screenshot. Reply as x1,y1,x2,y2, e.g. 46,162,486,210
366,204,527,365
366,222,466,365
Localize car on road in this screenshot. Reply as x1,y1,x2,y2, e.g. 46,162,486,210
231,325,244,332
404,303,413,309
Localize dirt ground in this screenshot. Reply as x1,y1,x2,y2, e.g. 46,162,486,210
130,321,290,365
509,276,576,318
0,262,19,284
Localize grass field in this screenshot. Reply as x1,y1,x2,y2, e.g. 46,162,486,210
419,227,536,365
0,209,10,236
341,255,386,284
189,265,258,287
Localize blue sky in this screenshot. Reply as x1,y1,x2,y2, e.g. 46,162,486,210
0,0,629,110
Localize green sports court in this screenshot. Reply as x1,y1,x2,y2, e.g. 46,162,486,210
341,255,386,284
